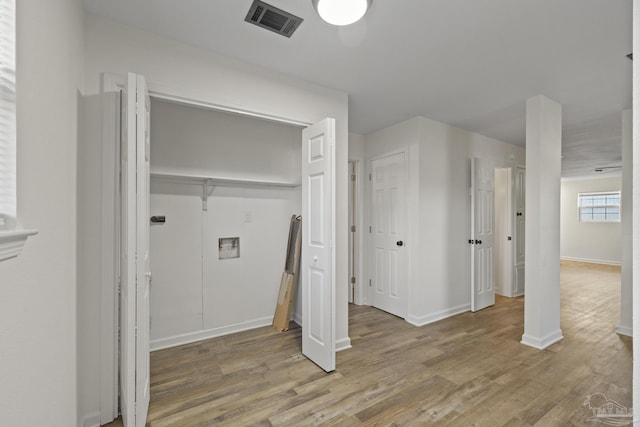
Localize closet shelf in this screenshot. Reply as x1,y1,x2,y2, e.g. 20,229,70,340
150,172,301,189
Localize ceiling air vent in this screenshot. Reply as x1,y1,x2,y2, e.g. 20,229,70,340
245,0,303,38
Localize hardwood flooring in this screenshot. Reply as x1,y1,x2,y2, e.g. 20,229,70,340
105,261,631,426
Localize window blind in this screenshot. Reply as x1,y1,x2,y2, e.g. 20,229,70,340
0,0,16,230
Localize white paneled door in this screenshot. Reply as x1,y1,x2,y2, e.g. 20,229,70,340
301,118,336,372
121,72,151,427
371,152,407,318
513,166,526,296
471,157,495,312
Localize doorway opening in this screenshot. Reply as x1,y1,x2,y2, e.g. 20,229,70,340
492,165,526,300
472,161,525,313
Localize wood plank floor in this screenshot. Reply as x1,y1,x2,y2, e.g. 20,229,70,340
105,261,631,426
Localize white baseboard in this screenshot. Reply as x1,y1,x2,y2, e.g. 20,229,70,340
521,330,564,350
406,304,470,327
150,316,274,351
560,256,621,267
336,337,352,352
292,311,302,327
79,412,101,427
616,324,633,337
512,291,525,297
151,313,352,354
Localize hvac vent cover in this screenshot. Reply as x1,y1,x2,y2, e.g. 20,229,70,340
245,0,303,38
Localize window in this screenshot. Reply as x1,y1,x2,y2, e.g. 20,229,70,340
578,191,621,222
0,0,16,231
0,0,35,262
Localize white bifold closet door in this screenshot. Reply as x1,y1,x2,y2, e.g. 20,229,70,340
120,72,151,427
301,118,336,372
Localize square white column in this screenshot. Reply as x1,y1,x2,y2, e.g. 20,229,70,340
521,95,564,350
618,109,633,337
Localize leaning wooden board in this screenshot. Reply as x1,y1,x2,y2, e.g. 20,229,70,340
273,214,302,331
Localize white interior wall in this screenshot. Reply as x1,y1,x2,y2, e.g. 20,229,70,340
150,186,301,349
414,117,524,325
560,176,622,265
149,190,203,342
83,14,349,351
201,187,301,330
151,99,301,182
149,101,302,349
363,116,525,326
0,1,84,427
77,94,103,426
415,117,469,324
349,133,366,160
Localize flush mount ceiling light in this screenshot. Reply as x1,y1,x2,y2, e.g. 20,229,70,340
312,0,372,26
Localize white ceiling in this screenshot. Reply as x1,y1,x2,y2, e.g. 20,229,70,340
83,0,632,177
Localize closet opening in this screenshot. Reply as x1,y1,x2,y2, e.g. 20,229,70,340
147,97,306,352
98,73,343,424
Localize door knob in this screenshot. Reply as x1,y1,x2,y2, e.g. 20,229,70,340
396,241,404,247
313,256,318,262
475,239,482,245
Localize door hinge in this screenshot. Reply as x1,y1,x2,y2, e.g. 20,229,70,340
351,174,356,181
369,173,372,181
351,277,356,284
369,279,372,287
369,226,372,233
351,225,356,233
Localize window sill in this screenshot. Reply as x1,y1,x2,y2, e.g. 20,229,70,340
0,229,38,262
